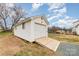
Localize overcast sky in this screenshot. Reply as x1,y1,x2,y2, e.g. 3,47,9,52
16,3,79,29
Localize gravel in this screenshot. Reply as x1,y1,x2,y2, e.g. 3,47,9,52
56,42,79,56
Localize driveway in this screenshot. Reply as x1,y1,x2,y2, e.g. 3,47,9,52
56,42,79,56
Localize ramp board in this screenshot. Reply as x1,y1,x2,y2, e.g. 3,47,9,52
35,37,60,51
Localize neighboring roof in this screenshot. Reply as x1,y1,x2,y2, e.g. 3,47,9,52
15,16,49,26
73,20,79,28
75,24,79,28
73,20,79,23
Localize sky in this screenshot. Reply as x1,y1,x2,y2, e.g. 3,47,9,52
16,3,79,29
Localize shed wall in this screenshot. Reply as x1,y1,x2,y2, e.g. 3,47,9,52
14,21,34,42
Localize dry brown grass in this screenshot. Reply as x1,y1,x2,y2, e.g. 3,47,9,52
0,32,55,56
48,33,79,43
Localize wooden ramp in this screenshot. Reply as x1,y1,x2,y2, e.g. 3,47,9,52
35,37,60,51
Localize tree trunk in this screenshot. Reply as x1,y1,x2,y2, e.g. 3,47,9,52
10,17,21,31
10,23,14,31
3,19,7,30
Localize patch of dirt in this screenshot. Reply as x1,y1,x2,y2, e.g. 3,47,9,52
0,34,55,56
0,35,25,55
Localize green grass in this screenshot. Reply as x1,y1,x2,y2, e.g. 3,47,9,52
0,31,12,36
48,33,79,42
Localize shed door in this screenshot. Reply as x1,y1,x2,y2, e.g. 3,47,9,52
34,23,47,39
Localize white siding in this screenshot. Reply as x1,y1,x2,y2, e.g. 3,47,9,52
76,26,79,35
14,21,33,42
74,22,79,27
33,23,47,39
31,20,35,41
33,17,47,25
14,16,48,42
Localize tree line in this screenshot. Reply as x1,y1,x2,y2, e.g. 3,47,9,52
48,26,74,34
0,4,27,31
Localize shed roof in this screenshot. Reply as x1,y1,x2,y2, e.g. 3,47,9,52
15,16,49,26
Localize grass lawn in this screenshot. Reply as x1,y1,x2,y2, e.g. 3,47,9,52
1,31,79,55
48,33,79,43
0,31,55,56
0,31,12,36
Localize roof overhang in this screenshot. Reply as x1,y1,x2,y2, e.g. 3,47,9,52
15,16,49,26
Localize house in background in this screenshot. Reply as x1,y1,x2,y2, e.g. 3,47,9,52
13,16,49,42
72,20,79,35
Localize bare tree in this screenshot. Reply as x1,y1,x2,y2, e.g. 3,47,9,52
0,21,4,30
10,6,26,30
0,3,26,31
0,4,9,30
